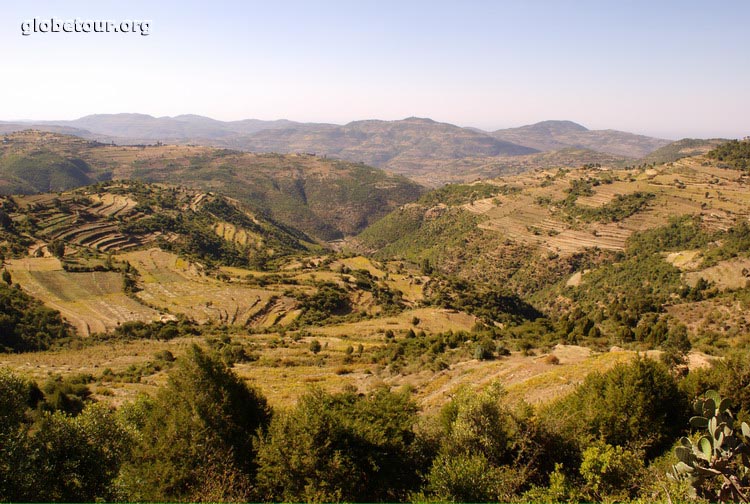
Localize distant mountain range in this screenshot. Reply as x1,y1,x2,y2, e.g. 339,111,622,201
489,120,668,158
0,114,672,185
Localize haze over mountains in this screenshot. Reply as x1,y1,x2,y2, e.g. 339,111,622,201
489,120,669,158
0,114,672,185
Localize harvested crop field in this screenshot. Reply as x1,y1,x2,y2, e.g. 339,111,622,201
6,257,161,335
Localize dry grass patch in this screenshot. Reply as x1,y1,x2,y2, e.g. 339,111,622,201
310,308,477,339
119,249,297,327
6,257,161,335
0,336,199,405
685,258,750,290
665,249,703,270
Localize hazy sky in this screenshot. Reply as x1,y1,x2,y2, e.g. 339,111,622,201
2,0,748,139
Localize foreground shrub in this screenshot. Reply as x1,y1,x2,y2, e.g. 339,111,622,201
424,383,569,501
0,369,130,502
119,345,271,501
579,441,645,501
543,357,688,459
256,386,421,502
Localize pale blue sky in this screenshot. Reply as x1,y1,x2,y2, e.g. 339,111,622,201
2,0,748,138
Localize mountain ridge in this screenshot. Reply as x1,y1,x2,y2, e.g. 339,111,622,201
491,121,669,157
1,114,672,185
0,130,424,241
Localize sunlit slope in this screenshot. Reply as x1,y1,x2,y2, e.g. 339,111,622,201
358,154,750,259
0,130,424,240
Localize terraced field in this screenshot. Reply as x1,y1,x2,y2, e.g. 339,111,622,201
89,193,138,217
13,191,152,253
119,248,299,327
214,221,262,247
465,157,750,255
6,257,161,335
684,257,750,290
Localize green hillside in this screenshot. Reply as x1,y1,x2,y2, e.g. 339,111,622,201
0,151,95,193
355,153,750,352
0,131,425,241
0,181,313,268
3,145,750,504
639,138,727,165
707,138,750,170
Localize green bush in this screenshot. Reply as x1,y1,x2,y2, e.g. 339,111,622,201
0,370,130,502
543,357,688,459
427,452,518,502
473,337,495,360
296,284,351,325
308,339,322,354
0,283,72,352
256,387,421,502
38,373,94,416
707,139,750,170
119,345,271,501
579,441,644,501
425,383,566,501
21,404,131,502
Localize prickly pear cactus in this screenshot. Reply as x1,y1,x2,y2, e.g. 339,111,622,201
670,390,750,502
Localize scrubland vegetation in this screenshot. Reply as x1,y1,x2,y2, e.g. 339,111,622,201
3,347,750,502
2,137,750,502
707,139,750,171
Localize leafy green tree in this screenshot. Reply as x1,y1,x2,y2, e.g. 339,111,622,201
0,371,129,502
428,452,517,503
256,386,421,502
0,370,34,500
665,323,691,353
421,258,433,275
120,345,271,501
23,404,132,502
522,463,581,503
681,351,750,415
425,383,561,501
49,239,65,258
661,323,692,372
37,373,94,416
0,209,12,230
544,357,688,459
